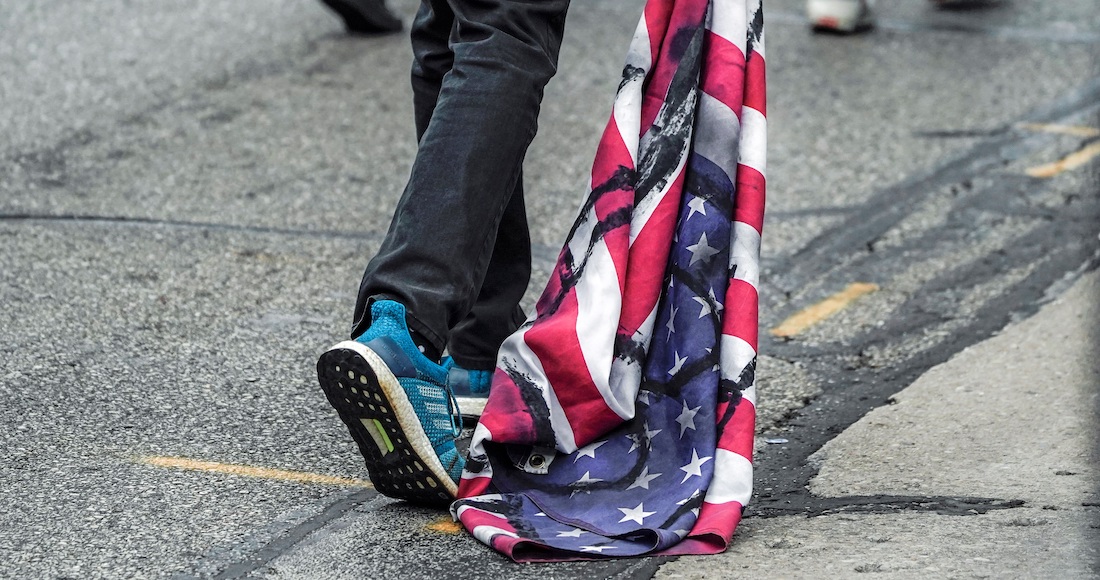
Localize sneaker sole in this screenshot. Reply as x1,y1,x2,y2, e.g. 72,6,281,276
317,341,457,506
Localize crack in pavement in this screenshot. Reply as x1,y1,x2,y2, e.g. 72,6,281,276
753,495,1026,518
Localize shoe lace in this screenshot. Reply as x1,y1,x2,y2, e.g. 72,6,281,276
443,381,462,438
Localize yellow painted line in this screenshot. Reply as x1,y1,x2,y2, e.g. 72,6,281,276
1026,141,1100,178
770,282,880,338
425,517,463,534
138,455,373,488
1018,123,1100,138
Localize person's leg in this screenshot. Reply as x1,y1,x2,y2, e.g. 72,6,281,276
404,0,533,411
351,0,570,360
446,184,530,421
446,184,530,371
322,0,570,505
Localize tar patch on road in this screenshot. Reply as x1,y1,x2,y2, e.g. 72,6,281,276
751,77,1100,520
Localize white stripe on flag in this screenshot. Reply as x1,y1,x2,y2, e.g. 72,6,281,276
693,92,742,188
472,525,519,546
742,384,757,407
720,334,756,384
574,237,632,420
631,125,692,245
738,106,767,177
455,504,509,520
565,194,599,266
545,374,579,453
729,221,761,288
703,448,754,505
711,0,749,57
747,0,766,59
607,301,659,406
612,13,653,166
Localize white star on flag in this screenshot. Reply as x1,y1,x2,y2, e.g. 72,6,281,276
668,351,687,376
693,295,713,319
708,287,724,314
573,471,604,485
686,232,720,266
676,401,701,437
676,489,702,505
557,528,586,538
680,449,713,483
666,305,678,339
686,196,707,220
626,466,662,490
573,440,606,462
644,422,662,442
580,545,613,553
627,433,643,453
617,502,656,525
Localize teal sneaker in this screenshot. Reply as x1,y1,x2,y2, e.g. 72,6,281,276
317,300,463,506
442,357,493,425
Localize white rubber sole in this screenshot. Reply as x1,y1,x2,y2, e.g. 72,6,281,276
455,395,487,419
318,341,458,502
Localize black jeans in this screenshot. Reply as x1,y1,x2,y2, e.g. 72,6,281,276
351,0,571,370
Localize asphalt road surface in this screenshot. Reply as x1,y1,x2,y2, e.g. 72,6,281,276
1,0,1097,577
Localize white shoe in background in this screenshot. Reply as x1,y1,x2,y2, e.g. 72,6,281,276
806,0,875,33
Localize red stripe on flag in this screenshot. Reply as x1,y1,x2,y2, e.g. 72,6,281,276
658,501,744,555
587,115,635,295
643,0,674,65
590,185,634,298
744,52,767,116
524,291,623,446
617,170,685,337
734,164,765,233
641,0,710,132
590,116,635,188
534,256,565,315
716,398,755,459
491,535,527,555
701,31,746,120
458,507,513,530
690,499,744,541
721,278,758,351
476,368,541,445
456,475,493,499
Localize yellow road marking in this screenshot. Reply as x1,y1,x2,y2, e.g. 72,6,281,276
1026,141,1100,178
770,283,880,338
138,455,373,488
1018,123,1100,138
425,517,463,534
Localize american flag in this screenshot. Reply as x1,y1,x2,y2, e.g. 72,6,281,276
453,0,766,560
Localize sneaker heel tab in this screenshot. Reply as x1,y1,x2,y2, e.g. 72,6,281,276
369,299,408,320
360,335,419,378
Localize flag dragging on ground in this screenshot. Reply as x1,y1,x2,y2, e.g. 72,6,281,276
453,0,766,560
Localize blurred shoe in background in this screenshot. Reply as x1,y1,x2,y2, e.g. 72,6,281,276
807,0,875,34
319,0,402,34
